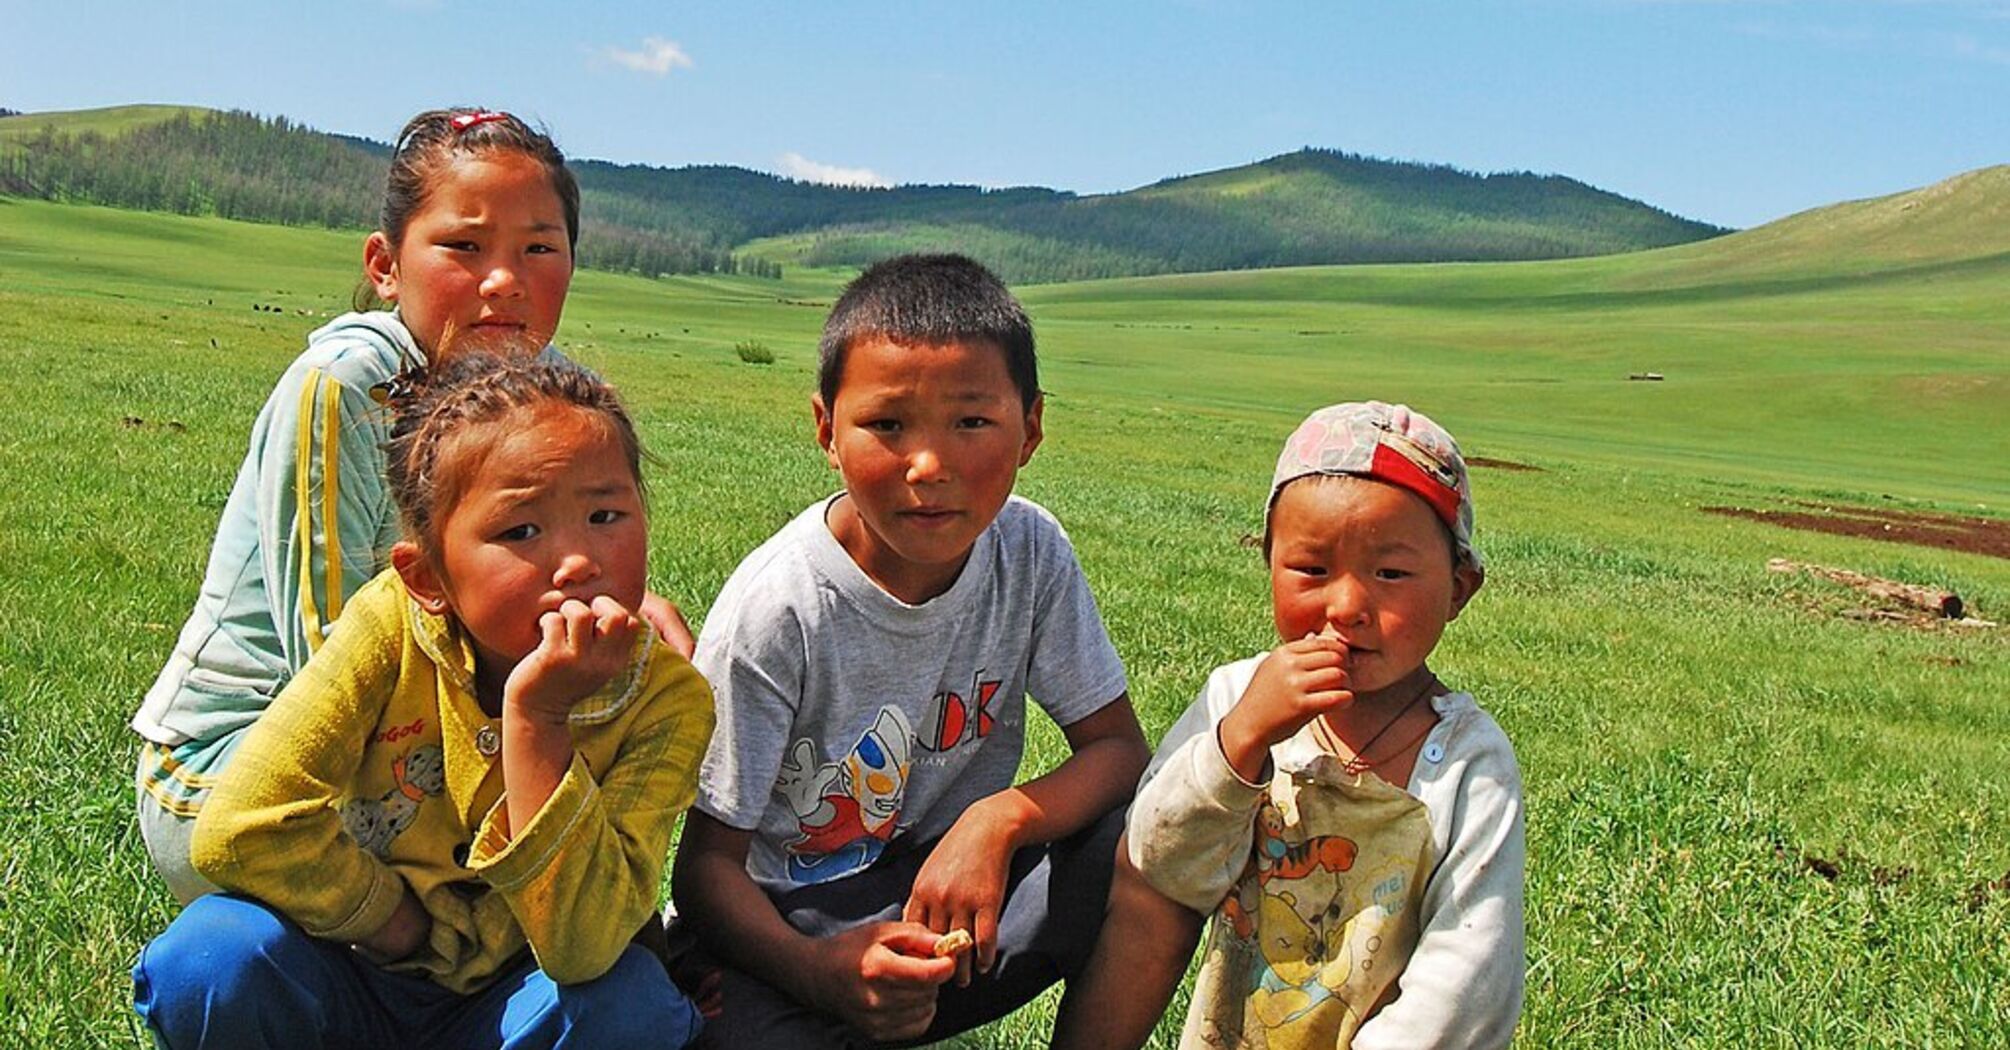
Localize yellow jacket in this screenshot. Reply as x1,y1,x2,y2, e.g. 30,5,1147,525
192,570,714,993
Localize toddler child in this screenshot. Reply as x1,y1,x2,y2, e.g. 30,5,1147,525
131,107,692,903
671,253,1153,1047
132,353,714,1049
1127,401,1524,1048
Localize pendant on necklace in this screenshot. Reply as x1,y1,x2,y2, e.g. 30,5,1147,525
475,724,501,757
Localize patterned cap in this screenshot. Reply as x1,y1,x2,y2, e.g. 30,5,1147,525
1269,401,1482,576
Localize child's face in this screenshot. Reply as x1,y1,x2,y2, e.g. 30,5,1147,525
365,151,573,360
814,337,1043,603
407,403,647,685
1268,476,1479,697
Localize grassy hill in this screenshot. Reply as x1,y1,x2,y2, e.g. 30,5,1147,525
731,147,1727,279
1019,162,2010,506
1607,164,2010,287
0,104,1727,284
0,104,205,140
0,107,749,277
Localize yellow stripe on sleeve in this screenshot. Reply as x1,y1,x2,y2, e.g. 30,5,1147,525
145,740,221,789
140,743,211,817
319,374,344,626
141,775,206,818
295,369,326,653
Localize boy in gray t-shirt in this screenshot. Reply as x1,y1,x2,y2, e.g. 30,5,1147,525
672,255,1160,1048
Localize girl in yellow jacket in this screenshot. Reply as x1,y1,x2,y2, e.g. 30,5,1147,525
133,352,714,1049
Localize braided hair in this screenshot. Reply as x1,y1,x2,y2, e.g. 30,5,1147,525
383,353,646,556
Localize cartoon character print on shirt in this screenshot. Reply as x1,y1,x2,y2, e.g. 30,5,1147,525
1190,770,1432,1049
1239,853,1418,1040
340,744,446,857
1219,797,1386,1037
1223,800,1358,939
778,707,914,884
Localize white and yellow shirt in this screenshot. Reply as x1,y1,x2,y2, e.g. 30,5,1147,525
1129,654,1524,1049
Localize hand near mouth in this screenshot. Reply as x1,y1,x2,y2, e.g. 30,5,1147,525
1216,633,1354,784
504,594,641,723
497,594,642,837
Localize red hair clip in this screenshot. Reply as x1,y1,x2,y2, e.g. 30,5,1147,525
450,111,511,133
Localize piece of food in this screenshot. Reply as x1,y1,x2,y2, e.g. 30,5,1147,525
932,928,974,957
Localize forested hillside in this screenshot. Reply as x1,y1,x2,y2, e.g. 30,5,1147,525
0,110,759,277
0,106,1727,282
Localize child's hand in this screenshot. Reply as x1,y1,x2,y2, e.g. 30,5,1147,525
808,921,956,1041
505,595,640,722
682,967,724,1020
352,884,431,964
1218,634,1353,783
638,590,696,660
903,801,1018,987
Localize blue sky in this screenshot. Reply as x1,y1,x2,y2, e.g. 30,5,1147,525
3,1,2006,228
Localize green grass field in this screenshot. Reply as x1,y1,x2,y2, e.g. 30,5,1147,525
1,194,2006,1046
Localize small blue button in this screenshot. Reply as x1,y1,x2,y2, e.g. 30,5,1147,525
1423,742,1445,764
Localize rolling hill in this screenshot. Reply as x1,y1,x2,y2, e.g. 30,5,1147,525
0,104,1727,283
1604,163,2010,288
0,103,206,140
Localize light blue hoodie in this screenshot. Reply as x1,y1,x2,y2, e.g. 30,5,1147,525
134,311,425,752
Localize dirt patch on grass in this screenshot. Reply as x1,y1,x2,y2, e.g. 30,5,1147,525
1467,456,1543,473
1966,869,2010,912
1703,504,2010,560
1777,843,1913,887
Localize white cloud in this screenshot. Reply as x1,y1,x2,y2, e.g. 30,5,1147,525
779,152,893,188
600,37,694,76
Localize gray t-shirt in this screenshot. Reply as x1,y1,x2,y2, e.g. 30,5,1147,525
693,493,1128,894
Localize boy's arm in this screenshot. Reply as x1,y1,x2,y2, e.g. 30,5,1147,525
904,507,1148,977
1354,726,1525,1050
672,811,954,1041
933,502,1148,855
681,575,955,1038
190,579,414,947
1124,669,1271,913
904,694,1147,981
1001,694,1150,840
467,653,715,985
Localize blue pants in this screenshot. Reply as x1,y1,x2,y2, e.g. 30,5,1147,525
134,895,702,1050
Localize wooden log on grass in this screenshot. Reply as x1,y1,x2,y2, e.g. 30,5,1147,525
1766,558,1963,619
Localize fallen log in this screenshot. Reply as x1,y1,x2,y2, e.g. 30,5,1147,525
1767,558,1963,619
